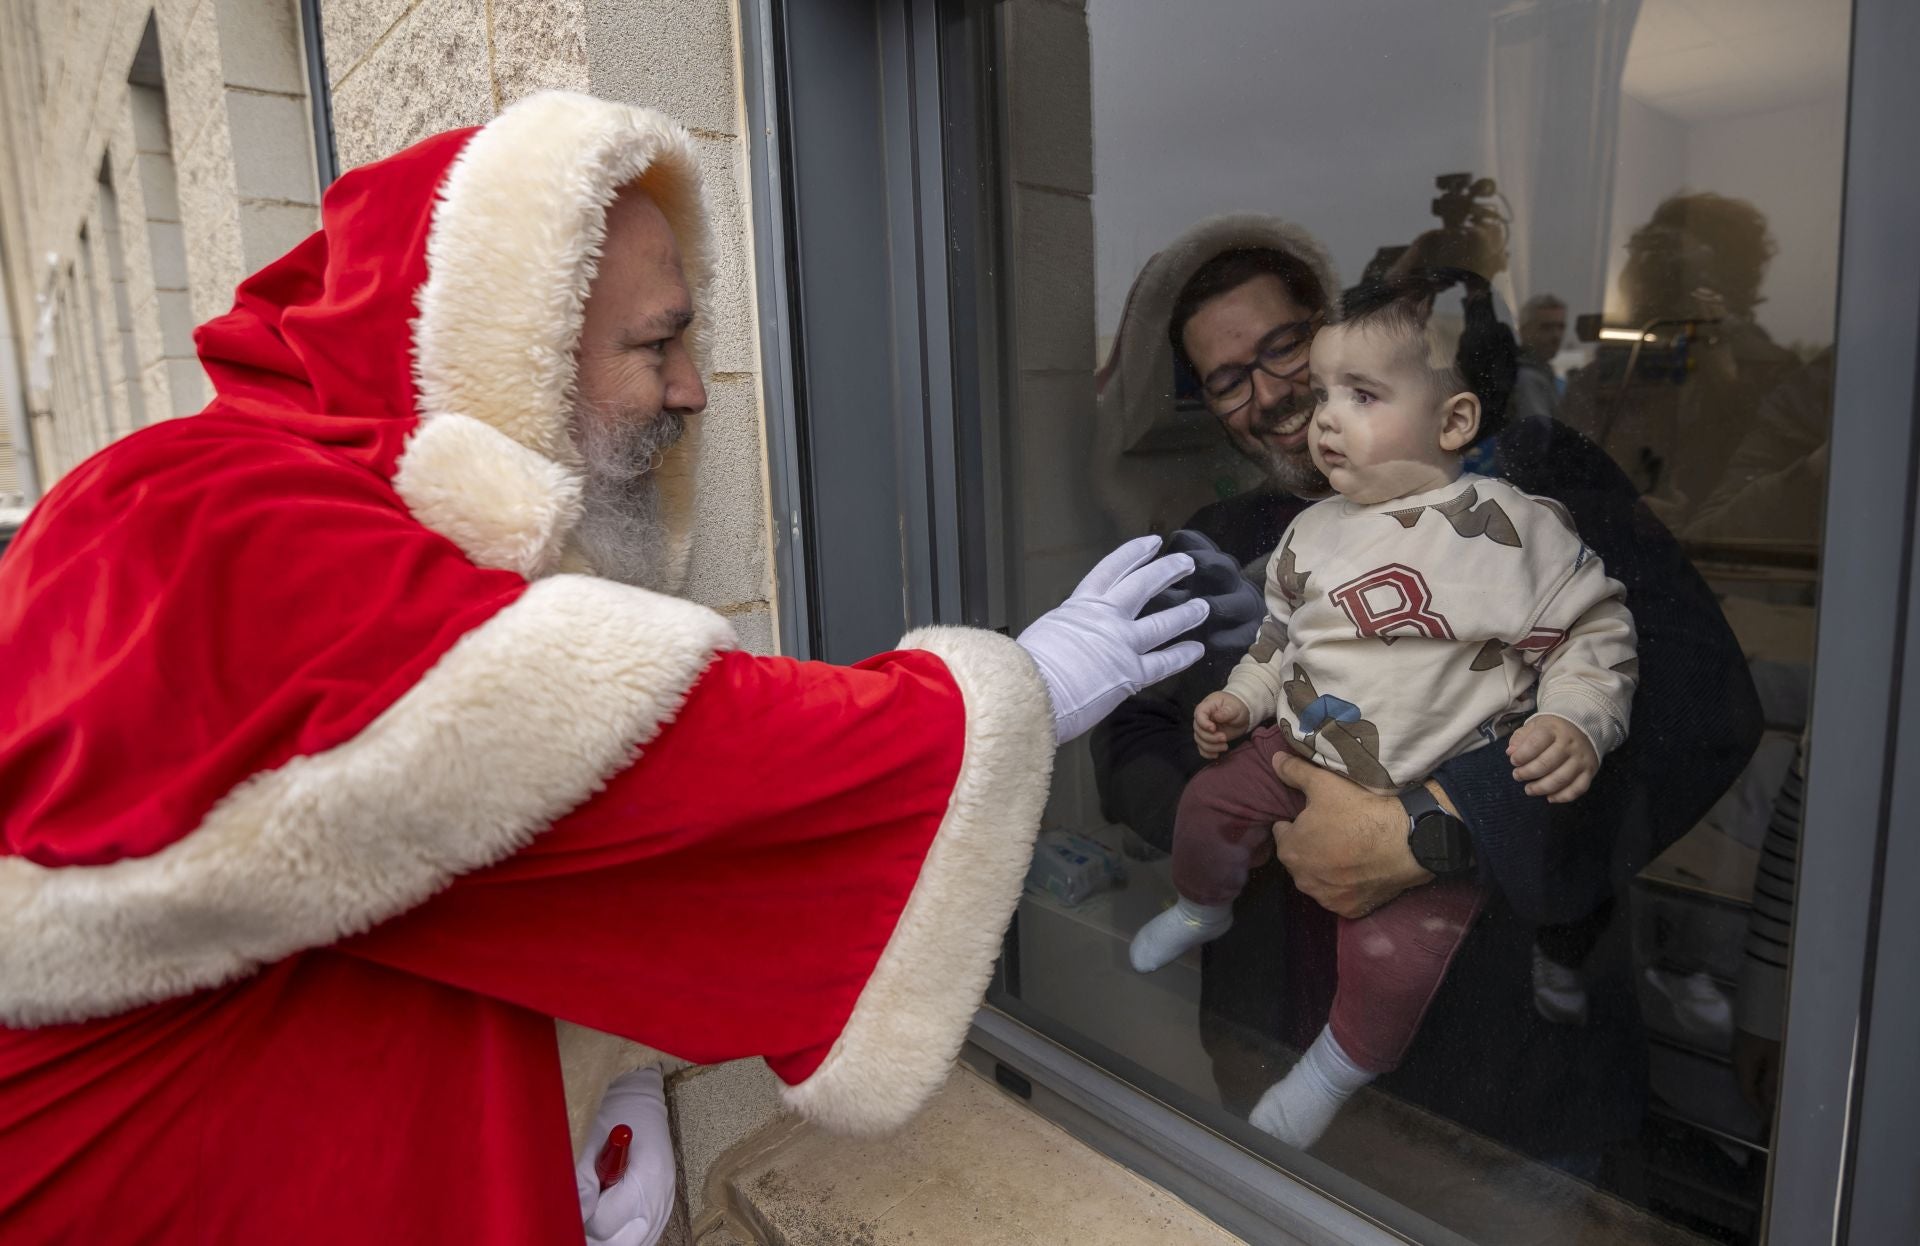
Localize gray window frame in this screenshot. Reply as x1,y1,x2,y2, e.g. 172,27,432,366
297,0,340,190
743,0,1920,1238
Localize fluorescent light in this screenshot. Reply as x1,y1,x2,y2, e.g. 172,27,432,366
1598,328,1658,342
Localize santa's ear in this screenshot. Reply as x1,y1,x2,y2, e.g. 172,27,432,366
1437,390,1481,453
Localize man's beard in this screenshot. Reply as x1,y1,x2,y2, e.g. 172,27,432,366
571,401,688,590
1242,394,1330,498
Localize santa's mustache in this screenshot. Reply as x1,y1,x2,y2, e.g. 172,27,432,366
575,405,687,482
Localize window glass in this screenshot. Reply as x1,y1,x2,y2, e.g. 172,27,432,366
981,0,1847,1240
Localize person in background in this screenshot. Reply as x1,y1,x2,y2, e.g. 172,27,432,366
1685,348,1833,548
1514,292,1567,421
1560,193,1798,525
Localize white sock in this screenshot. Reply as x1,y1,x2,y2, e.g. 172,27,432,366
1249,1026,1374,1150
1129,898,1233,972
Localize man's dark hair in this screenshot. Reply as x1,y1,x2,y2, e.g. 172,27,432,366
1625,191,1775,317
1333,266,1518,445
1168,247,1328,378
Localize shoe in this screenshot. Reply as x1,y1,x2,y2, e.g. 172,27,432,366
1533,943,1589,1026
1643,967,1733,1047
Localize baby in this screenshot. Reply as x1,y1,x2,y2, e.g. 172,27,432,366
1129,268,1638,1149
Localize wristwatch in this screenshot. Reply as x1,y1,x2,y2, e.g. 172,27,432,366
1400,785,1476,878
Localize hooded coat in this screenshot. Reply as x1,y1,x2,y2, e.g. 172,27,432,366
1091,212,1338,541
0,92,1055,1243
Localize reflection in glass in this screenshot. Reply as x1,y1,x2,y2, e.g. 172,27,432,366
982,0,1848,1241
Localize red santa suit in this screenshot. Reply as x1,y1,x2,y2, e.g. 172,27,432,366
0,92,1056,1243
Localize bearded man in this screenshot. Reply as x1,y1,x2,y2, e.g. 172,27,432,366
0,93,1208,1244
1091,215,1761,1193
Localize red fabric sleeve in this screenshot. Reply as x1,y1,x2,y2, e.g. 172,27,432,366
341,646,967,1083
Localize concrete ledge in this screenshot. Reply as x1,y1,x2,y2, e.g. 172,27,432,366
703,1066,1244,1245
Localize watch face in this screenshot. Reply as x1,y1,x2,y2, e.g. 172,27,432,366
1414,812,1461,873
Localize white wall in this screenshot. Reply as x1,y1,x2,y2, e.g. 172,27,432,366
1603,90,1845,350
1602,92,1688,325
1093,0,1847,353
1684,96,1845,349
1089,0,1504,347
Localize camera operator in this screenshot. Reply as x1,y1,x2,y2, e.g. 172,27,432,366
1559,193,1800,527
1090,201,1758,1217
1515,294,1569,422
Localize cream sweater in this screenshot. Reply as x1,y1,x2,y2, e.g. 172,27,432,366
1224,474,1637,793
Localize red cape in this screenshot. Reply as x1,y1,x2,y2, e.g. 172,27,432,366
0,92,1054,1243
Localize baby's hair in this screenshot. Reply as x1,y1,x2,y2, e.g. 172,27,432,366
1332,267,1518,445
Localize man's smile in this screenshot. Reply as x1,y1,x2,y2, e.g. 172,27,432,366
1257,405,1312,451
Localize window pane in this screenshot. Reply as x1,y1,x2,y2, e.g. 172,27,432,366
978,0,1848,1240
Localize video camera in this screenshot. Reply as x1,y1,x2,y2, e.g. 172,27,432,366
1365,173,1511,282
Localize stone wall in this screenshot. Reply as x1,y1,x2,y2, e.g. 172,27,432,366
0,0,775,657
318,0,782,1222
275,0,780,654
1000,0,1107,830
0,0,322,482
1,0,782,1213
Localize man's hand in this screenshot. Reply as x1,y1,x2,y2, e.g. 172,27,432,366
1146,530,1265,658
1194,691,1251,760
575,1067,676,1246
1507,713,1598,803
1270,753,1435,919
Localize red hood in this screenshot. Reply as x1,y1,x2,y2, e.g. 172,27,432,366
191,126,477,479
0,92,722,1024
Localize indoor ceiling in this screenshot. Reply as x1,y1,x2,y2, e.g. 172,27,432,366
1621,0,1852,122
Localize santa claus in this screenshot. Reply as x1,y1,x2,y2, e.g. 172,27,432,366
0,91,1208,1243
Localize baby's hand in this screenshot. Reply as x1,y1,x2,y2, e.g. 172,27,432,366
1507,714,1599,803
1194,692,1252,760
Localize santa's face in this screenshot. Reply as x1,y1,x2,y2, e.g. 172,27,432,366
570,187,707,589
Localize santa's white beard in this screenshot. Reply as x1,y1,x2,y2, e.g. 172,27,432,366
571,402,687,590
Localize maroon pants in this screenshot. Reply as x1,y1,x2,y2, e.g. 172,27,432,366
1173,725,1488,1074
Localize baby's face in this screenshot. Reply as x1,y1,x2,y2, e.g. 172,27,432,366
1306,323,1463,505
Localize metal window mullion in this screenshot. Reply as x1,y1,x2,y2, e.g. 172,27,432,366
1765,0,1920,1235
909,0,964,626
1808,0,1920,1237
739,0,814,659
297,0,339,189
874,0,965,630
876,0,937,632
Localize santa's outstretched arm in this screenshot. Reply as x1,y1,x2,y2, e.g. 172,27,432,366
346,537,1205,1136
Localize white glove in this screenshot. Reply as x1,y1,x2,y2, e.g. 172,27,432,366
574,1067,676,1246
1016,535,1210,744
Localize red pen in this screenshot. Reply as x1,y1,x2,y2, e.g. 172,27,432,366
594,1124,633,1192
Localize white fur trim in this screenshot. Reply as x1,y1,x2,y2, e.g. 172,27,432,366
392,413,584,576
780,627,1056,1134
0,577,734,1028
414,90,710,460
403,90,710,581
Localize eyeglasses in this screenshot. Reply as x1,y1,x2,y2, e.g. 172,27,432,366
1198,315,1323,417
